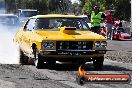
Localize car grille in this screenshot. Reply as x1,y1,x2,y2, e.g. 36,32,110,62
56,41,93,50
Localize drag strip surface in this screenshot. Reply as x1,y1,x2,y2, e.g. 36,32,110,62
0,59,132,88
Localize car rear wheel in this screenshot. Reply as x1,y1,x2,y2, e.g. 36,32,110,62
71,59,86,65
19,49,29,65
33,49,44,69
93,56,104,70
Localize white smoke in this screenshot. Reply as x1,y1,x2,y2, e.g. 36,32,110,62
0,26,20,64
0,2,21,64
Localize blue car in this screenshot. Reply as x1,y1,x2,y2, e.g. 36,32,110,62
0,14,21,32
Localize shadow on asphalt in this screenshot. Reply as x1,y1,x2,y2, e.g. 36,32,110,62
41,63,132,71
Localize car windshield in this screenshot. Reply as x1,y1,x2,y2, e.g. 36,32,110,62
83,17,89,23
34,18,90,30
21,11,38,17
0,16,20,26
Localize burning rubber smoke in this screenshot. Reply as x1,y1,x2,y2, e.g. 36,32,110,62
0,27,20,64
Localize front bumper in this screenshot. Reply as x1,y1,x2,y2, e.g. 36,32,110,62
40,50,107,56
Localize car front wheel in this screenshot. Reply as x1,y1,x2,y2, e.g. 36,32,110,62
33,49,44,69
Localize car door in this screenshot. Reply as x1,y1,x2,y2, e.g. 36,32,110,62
21,18,36,54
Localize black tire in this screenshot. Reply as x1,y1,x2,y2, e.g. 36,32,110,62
76,75,86,85
19,49,29,65
33,49,44,69
72,60,86,65
93,56,104,70
47,60,56,64
46,60,56,68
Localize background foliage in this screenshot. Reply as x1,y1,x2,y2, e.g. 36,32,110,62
79,0,131,21
3,0,131,21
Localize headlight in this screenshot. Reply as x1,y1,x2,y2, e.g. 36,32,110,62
95,41,101,47
95,41,107,47
100,41,107,46
42,41,54,48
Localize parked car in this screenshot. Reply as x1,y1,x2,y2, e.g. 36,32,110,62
0,14,21,33
112,27,131,40
0,14,20,27
14,14,107,70
112,20,131,40
17,9,38,25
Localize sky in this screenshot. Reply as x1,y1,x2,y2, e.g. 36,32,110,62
71,0,79,4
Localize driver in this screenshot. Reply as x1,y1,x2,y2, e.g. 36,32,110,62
49,19,58,29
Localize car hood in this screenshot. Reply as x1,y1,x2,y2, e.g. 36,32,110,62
33,30,106,41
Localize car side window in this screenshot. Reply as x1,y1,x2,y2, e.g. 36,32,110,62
24,18,36,31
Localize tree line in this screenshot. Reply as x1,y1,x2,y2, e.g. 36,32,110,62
4,0,131,21
5,0,72,14
79,0,131,21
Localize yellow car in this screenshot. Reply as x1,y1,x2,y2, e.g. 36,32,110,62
14,14,107,69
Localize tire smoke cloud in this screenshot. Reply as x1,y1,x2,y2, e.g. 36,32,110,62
0,25,20,64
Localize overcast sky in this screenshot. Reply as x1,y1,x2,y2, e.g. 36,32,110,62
71,0,79,4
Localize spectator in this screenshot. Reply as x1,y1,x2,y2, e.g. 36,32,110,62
90,6,105,34
105,10,114,40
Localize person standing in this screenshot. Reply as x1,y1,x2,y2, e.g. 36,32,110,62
90,6,105,34
105,10,114,40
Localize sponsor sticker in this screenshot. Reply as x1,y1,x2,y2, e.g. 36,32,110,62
76,65,131,85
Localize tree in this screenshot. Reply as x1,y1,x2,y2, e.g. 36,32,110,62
113,0,131,21
82,0,106,14
15,0,48,14
5,0,16,13
71,2,79,14
5,0,72,14
79,0,85,6
80,0,131,21
47,0,71,13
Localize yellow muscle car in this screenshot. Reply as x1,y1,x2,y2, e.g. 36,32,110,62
14,14,107,69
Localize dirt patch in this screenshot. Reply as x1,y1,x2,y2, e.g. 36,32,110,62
105,51,132,64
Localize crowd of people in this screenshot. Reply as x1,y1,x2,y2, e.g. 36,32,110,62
84,5,125,40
